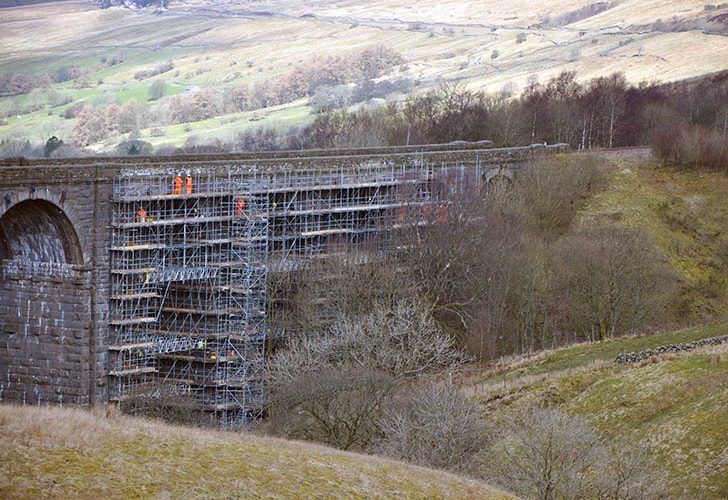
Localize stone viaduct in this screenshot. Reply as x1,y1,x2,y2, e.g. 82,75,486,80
0,143,566,424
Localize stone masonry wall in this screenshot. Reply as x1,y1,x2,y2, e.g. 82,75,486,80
0,166,114,406
0,262,93,404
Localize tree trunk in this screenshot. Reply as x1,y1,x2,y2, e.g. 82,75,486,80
609,104,615,149
599,318,611,342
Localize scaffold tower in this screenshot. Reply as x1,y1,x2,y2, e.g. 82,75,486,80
108,159,438,428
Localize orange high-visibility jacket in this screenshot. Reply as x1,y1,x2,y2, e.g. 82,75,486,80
185,176,193,194
173,176,183,195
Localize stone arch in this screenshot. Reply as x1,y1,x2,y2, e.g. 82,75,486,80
0,199,84,264
483,166,515,187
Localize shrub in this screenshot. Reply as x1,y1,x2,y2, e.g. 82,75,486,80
651,123,683,162
309,84,352,113
46,88,73,108
374,381,487,472
0,72,51,97
481,407,605,498
53,65,79,83
48,143,89,158
268,368,397,450
676,126,728,170
477,406,665,499
652,123,728,171
165,89,223,124
235,127,282,151
0,138,37,159
545,2,619,27
148,79,167,101
63,102,85,119
569,47,582,62
44,136,64,157
134,61,174,81
266,298,468,386
266,44,402,107
115,139,152,156
120,387,208,427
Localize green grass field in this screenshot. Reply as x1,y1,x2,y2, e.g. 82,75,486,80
582,163,728,319
473,321,728,384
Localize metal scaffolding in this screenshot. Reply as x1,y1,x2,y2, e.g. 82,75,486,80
108,159,439,428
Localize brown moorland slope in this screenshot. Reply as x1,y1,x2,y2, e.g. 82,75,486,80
0,404,512,499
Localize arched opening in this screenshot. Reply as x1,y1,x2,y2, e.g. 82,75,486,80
0,200,83,265
483,167,515,191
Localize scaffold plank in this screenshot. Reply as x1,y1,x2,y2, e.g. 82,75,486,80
110,292,160,300
115,191,232,202
109,317,157,326
161,306,245,315
113,215,234,229
248,177,425,195
109,367,157,376
108,342,155,351
110,267,157,275
110,244,166,251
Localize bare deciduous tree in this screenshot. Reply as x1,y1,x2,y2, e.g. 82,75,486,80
598,443,665,499
147,79,167,101
268,255,419,338
516,154,604,238
552,225,675,341
266,298,468,386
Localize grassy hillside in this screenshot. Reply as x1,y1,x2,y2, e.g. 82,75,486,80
582,160,728,319
461,320,728,498
1,0,727,151
0,404,511,499
455,159,728,497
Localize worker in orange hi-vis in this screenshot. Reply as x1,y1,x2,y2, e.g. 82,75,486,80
173,174,183,195
185,173,193,194
136,207,148,223
435,204,448,223
236,198,245,217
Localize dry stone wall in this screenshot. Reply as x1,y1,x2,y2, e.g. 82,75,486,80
615,334,728,363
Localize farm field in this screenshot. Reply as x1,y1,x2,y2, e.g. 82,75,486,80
1,0,728,152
